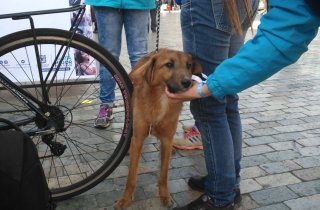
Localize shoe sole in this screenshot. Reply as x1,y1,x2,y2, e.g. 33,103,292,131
94,124,110,129
188,180,242,204
94,115,114,129
173,144,203,150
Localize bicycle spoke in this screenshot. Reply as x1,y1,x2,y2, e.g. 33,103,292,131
49,156,61,188
0,96,34,125
61,131,112,157
71,122,122,143
30,46,40,99
0,97,28,111
38,138,50,164
59,132,91,176
72,120,123,135
9,51,42,97
52,45,74,104
57,74,100,108
56,156,73,187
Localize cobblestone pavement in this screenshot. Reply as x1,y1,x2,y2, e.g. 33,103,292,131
56,8,320,210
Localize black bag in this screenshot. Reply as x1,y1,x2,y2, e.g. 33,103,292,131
0,118,56,210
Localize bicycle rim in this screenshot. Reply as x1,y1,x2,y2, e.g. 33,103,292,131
0,29,132,200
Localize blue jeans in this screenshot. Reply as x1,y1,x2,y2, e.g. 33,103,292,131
94,7,149,104
181,0,258,206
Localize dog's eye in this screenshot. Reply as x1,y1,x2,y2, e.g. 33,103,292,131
165,62,174,68
186,63,192,69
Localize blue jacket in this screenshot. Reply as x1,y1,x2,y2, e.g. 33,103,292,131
207,0,320,99
85,0,156,9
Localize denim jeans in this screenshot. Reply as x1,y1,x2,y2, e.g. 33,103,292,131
181,0,258,206
93,7,149,104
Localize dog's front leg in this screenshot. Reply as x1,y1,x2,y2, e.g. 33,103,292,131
114,135,145,209
159,137,174,207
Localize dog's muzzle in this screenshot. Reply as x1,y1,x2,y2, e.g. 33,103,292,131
181,78,192,88
166,78,192,93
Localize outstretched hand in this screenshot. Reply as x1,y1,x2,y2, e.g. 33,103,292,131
165,81,211,102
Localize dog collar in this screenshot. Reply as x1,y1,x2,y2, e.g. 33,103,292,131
192,73,207,83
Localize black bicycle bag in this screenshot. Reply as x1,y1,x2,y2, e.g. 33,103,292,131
0,118,56,210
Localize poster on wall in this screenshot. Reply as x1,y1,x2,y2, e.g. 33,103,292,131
0,0,96,84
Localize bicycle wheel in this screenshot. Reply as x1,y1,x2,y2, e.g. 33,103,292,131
0,29,132,200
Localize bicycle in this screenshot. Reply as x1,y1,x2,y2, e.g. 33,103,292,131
0,4,133,201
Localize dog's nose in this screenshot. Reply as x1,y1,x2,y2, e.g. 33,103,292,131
181,78,192,88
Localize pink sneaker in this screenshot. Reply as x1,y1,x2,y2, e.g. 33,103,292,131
173,125,203,150
94,104,114,128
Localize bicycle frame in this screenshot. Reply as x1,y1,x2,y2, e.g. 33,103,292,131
0,4,86,135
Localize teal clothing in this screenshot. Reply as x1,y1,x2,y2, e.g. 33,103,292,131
85,0,156,9
207,0,320,99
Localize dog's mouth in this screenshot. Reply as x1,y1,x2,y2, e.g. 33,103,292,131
167,85,179,93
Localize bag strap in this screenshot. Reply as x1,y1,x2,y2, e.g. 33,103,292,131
0,118,22,132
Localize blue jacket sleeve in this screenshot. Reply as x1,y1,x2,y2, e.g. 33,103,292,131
207,0,320,99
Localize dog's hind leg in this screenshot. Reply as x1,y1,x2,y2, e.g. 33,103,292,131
114,129,148,209
158,136,174,207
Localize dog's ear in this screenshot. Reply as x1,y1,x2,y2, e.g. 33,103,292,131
144,59,156,85
192,59,202,74
129,52,157,85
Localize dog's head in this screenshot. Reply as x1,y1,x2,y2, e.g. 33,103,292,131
129,48,202,93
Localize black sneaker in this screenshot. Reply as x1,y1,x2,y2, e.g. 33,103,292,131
173,194,234,210
188,176,242,204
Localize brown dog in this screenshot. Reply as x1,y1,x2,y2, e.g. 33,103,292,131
114,49,202,209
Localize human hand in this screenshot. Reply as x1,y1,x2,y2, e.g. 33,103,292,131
80,63,97,75
165,81,211,102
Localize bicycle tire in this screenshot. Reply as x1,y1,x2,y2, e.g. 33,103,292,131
0,28,132,200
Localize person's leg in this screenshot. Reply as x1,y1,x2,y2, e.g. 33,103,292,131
181,0,241,206
93,7,123,127
94,6,123,104
227,0,259,188
177,1,259,208
123,9,149,68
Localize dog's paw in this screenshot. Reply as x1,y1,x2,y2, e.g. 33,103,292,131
114,197,131,210
160,196,174,208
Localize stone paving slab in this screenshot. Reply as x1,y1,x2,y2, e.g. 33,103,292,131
56,7,320,210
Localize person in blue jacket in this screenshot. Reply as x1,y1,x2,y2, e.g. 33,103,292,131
167,0,320,210
171,0,259,209
85,0,155,128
